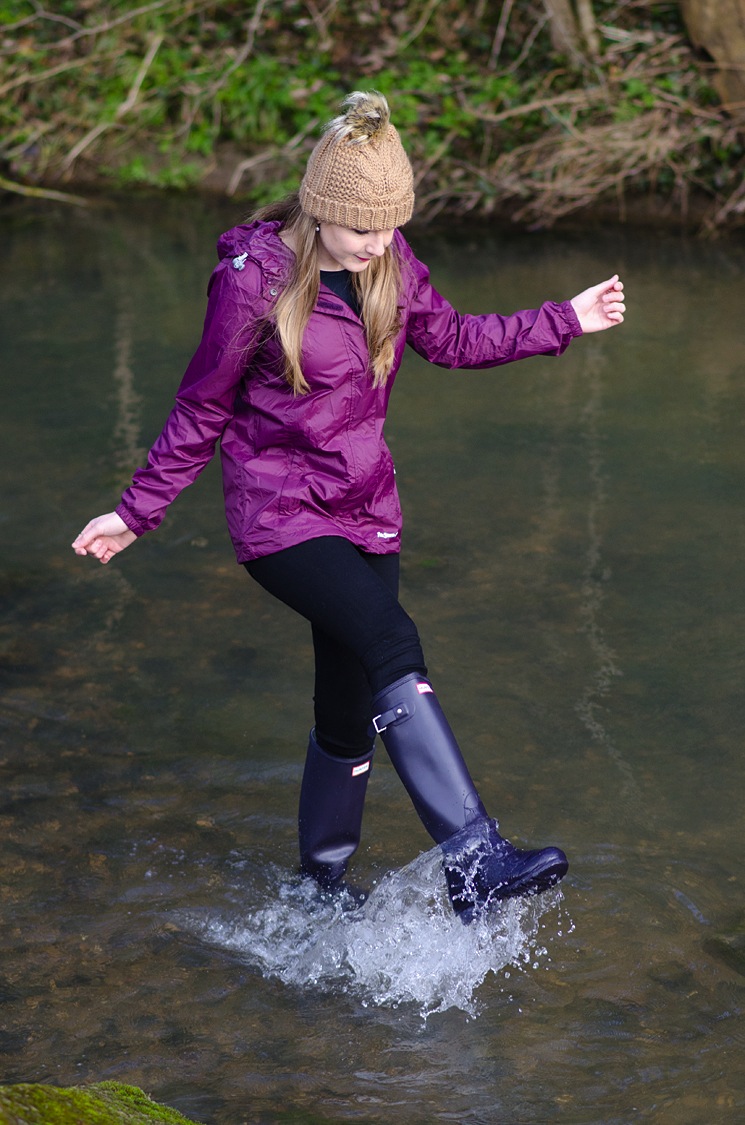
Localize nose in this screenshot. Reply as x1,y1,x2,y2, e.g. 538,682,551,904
365,230,393,256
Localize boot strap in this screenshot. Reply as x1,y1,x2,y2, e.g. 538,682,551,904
372,701,411,734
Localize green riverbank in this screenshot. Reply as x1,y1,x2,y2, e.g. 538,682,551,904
2,1,744,233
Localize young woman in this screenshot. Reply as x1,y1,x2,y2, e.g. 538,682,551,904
73,92,625,922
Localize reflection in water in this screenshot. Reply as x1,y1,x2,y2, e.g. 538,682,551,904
73,562,137,654
574,342,641,814
111,289,146,482
1,200,745,1124
81,278,144,649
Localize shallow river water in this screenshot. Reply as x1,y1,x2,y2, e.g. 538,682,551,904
1,196,744,1124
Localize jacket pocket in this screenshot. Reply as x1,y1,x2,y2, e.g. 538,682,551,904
276,448,301,516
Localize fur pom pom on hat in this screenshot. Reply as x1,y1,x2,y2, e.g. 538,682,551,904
299,91,415,231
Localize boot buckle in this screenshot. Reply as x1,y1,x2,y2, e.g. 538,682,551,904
372,702,410,734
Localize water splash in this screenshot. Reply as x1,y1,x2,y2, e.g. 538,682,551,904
181,846,565,1018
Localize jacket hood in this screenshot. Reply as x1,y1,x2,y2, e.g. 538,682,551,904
216,220,290,268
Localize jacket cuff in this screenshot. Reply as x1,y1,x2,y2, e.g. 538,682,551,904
559,298,583,337
115,502,147,538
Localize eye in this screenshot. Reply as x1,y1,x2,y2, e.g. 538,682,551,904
352,229,369,236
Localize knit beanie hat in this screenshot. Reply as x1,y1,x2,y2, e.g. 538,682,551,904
299,91,415,231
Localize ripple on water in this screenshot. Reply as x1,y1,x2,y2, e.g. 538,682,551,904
179,846,566,1019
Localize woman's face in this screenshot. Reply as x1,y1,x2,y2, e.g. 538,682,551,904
316,223,395,272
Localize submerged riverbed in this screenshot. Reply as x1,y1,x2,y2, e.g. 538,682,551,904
1,196,744,1123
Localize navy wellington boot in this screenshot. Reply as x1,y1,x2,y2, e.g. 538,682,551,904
441,820,568,923
371,673,568,921
298,729,374,894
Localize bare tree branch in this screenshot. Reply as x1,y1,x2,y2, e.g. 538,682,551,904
56,0,186,48
0,56,92,98
303,0,341,52
398,0,444,51
0,173,89,206
576,0,600,56
489,0,515,70
542,0,583,60
227,117,320,195
470,87,605,125
4,1,82,34
61,33,164,174
204,0,270,98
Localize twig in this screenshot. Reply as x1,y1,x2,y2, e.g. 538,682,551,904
471,87,604,125
205,0,270,98
489,0,514,71
4,1,82,34
398,0,443,51
56,0,184,47
0,56,91,98
176,0,269,142
576,0,600,56
598,23,657,47
414,129,458,188
2,123,51,160
60,122,112,174
505,11,549,73
227,116,320,195
115,32,164,117
227,152,275,196
60,33,164,174
709,177,745,228
0,174,89,206
651,88,726,123
303,0,341,52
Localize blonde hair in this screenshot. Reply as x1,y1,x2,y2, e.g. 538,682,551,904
253,193,404,396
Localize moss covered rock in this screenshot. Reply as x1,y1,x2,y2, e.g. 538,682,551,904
0,1082,201,1125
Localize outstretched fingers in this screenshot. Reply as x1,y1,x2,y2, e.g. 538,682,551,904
602,275,625,323
570,274,627,333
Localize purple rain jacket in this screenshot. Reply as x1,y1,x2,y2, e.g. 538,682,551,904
116,221,582,563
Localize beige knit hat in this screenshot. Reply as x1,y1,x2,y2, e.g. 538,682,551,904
299,91,415,231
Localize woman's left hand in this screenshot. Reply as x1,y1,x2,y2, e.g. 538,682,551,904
72,511,136,565
570,275,625,333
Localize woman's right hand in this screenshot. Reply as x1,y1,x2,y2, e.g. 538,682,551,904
72,512,137,565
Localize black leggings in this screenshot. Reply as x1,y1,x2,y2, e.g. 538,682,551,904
245,536,426,756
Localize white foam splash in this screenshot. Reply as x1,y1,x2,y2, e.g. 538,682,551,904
182,846,565,1018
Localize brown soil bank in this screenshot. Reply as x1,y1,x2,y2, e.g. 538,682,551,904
1,1,744,236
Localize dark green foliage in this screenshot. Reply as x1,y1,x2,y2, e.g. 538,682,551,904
0,1,743,229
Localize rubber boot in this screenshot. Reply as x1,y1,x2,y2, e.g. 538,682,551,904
298,729,374,894
371,673,568,921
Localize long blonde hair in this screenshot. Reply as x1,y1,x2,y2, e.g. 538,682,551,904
252,194,404,396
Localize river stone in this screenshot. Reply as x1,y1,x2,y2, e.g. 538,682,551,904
0,1082,201,1125
706,913,745,976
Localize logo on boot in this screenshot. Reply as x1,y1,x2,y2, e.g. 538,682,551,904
352,761,370,777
